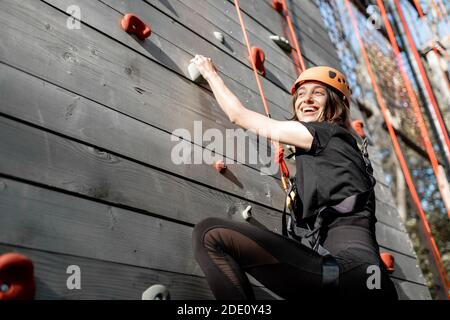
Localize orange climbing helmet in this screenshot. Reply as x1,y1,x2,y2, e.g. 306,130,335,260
291,66,352,107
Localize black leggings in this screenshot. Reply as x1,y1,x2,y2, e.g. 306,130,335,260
192,217,398,300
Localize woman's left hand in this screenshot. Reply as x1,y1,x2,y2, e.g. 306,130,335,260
190,54,218,80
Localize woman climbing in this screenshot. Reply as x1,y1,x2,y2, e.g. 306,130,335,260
190,54,398,300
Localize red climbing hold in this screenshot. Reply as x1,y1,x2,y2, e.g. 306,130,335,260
0,253,36,300
272,0,284,13
250,47,266,76
121,14,152,40
214,160,227,173
380,252,395,273
352,120,366,139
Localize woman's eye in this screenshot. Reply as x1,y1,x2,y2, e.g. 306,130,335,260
315,91,324,95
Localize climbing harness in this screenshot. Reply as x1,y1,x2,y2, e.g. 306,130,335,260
281,135,376,290
121,14,151,40
282,136,376,255
234,0,353,290
0,253,35,300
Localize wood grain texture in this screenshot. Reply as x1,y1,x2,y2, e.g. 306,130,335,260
0,62,285,211
220,0,341,68
0,115,421,258
0,116,283,230
0,175,425,285
0,0,289,164
43,0,294,112
0,0,429,300
0,244,276,300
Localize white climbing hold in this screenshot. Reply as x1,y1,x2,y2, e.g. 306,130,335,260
213,31,224,43
142,284,171,300
188,62,204,83
242,205,252,221
270,35,292,52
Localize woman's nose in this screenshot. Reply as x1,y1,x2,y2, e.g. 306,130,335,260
303,92,314,103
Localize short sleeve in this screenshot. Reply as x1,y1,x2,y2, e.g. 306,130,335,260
298,121,337,155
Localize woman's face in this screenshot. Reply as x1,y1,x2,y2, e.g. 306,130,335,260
294,82,328,122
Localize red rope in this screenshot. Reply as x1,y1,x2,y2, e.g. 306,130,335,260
394,0,450,163
377,0,450,217
280,0,306,73
233,0,290,185
345,0,449,296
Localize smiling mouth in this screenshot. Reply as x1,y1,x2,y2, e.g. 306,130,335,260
301,106,319,114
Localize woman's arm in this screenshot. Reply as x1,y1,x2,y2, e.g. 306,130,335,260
191,55,313,151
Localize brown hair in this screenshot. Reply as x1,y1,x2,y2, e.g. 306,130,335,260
288,86,352,131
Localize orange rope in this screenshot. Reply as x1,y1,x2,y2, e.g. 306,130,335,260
345,0,450,297
395,0,450,163
431,0,445,20
280,0,306,73
233,0,290,183
377,0,450,217
410,0,450,90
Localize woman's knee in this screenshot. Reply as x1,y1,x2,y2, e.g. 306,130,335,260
192,217,227,253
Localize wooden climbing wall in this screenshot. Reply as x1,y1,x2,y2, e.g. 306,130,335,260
0,0,430,299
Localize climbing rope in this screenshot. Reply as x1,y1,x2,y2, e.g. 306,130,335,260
395,0,450,163
233,0,290,189
278,0,306,73
377,0,450,217
345,0,450,296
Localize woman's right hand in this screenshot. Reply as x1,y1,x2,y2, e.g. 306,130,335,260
190,54,218,80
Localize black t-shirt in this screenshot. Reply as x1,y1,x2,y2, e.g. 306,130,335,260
293,121,380,262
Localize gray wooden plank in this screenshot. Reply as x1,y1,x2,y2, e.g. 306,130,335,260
44,0,293,113
391,278,432,300
372,160,389,185
266,0,340,59
0,115,283,228
379,248,427,286
0,244,276,300
0,90,412,260
0,177,427,288
375,180,397,208
144,0,299,83
0,62,285,210
0,244,212,299
0,177,203,277
0,103,415,260
3,243,430,300
367,145,384,166
375,199,406,232
376,222,417,259
218,0,341,68
0,0,290,166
